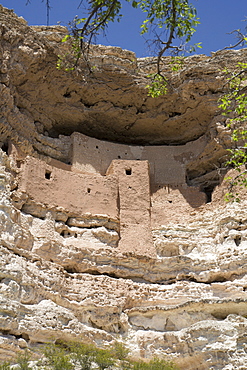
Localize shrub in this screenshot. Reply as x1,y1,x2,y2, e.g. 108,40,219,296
0,340,179,370
94,348,115,370
68,342,96,370
111,342,130,361
15,351,32,370
0,362,11,370
43,343,73,370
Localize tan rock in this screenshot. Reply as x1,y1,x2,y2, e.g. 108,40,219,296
2,5,247,370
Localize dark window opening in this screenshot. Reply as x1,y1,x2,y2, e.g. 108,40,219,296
96,145,98,149
87,188,91,193
125,168,132,175
168,200,172,203
234,236,241,246
169,112,181,118
118,155,121,159
45,170,51,180
16,160,22,168
1,142,8,154
201,185,215,203
60,230,71,237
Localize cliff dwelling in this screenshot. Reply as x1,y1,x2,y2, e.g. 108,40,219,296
13,132,208,257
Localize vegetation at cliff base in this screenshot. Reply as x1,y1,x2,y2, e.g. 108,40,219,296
0,341,179,370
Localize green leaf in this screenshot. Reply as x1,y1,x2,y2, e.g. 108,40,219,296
62,34,70,42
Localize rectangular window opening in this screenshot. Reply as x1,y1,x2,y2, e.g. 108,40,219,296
45,170,52,180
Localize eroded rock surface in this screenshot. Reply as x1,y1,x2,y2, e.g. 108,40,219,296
1,5,247,370
2,148,247,370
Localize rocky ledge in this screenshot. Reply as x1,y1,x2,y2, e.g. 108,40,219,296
1,5,247,370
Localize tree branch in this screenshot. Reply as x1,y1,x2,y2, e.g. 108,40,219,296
222,29,247,50
156,0,176,75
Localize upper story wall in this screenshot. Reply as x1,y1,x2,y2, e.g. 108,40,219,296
71,132,207,187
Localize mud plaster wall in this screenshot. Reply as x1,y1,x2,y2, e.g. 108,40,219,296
71,132,208,187
19,156,119,219
70,132,207,228
108,160,155,257
18,156,156,255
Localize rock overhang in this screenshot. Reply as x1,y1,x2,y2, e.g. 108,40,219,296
1,4,239,146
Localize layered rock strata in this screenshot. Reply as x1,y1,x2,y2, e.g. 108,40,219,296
1,5,247,370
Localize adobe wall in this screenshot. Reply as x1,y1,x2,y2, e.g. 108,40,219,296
151,185,207,228
19,156,119,220
71,132,207,186
107,160,155,257
18,155,156,257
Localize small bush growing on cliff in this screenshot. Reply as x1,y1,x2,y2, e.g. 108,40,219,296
0,362,11,370
69,342,96,370
94,348,115,370
0,351,32,370
54,341,179,370
110,341,130,361
39,341,116,370
42,343,73,370
15,351,33,370
0,341,179,370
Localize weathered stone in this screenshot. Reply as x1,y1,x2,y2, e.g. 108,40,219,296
2,5,247,370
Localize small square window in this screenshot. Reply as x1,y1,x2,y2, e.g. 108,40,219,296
125,169,132,175
45,170,51,180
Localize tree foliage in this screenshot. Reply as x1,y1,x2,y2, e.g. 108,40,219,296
71,0,200,66
27,0,196,86
41,0,200,57
219,60,247,200
56,0,200,95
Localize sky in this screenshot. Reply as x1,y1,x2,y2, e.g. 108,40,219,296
1,0,247,57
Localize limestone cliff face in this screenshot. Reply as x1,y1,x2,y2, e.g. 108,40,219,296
1,5,247,370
